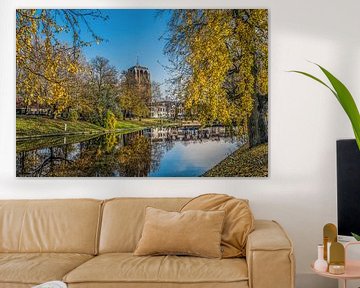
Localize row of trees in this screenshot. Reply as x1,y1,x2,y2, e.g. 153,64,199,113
163,9,268,146
16,9,157,128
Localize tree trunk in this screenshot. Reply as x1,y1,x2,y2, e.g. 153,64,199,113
52,105,57,119
248,94,268,147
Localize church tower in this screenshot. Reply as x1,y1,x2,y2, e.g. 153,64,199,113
127,60,151,106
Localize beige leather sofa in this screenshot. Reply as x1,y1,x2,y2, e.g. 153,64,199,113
0,198,295,288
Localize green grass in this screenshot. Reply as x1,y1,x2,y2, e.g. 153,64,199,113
203,143,268,177
16,116,104,138
115,120,144,133
115,118,178,133
17,116,180,138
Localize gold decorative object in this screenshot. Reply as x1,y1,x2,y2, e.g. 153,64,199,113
329,242,345,265
329,242,345,274
323,223,337,261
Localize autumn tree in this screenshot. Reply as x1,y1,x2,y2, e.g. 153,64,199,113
230,9,268,146
64,55,94,120
119,72,149,120
16,9,107,118
87,56,120,126
163,9,268,146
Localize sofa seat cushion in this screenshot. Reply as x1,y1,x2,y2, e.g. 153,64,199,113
0,253,93,285
64,253,248,285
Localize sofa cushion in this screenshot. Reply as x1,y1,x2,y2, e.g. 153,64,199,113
181,194,254,258
99,198,190,253
63,253,248,285
0,253,93,285
134,207,225,258
0,199,103,254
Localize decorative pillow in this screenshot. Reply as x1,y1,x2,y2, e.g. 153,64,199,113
134,207,225,258
181,193,254,258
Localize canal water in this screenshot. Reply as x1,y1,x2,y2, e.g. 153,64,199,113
16,127,245,177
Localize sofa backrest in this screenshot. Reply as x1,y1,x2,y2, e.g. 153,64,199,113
99,197,190,253
0,199,102,254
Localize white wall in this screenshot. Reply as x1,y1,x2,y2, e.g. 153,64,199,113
1,0,359,287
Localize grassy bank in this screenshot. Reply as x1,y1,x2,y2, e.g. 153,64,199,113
16,116,105,138
203,143,268,177
17,116,179,139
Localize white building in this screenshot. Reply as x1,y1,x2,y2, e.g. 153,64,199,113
150,101,184,119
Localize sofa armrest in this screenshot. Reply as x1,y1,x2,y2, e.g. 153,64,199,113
246,220,295,288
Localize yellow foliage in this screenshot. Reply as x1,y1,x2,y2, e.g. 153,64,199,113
185,10,233,125
166,9,268,131
16,9,80,117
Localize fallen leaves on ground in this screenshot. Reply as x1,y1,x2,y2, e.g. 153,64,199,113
203,143,268,177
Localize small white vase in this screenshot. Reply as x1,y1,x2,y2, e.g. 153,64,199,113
314,244,328,272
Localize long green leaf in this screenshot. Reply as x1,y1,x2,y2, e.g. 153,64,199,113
289,70,337,99
290,65,360,150
316,64,360,150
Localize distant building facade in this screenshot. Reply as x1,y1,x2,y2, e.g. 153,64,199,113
151,100,185,119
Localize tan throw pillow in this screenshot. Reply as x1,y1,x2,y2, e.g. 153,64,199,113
181,193,254,258
134,207,225,258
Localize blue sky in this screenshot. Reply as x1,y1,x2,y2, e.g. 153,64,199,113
67,9,172,93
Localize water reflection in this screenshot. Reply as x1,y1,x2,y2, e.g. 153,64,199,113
16,127,245,177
